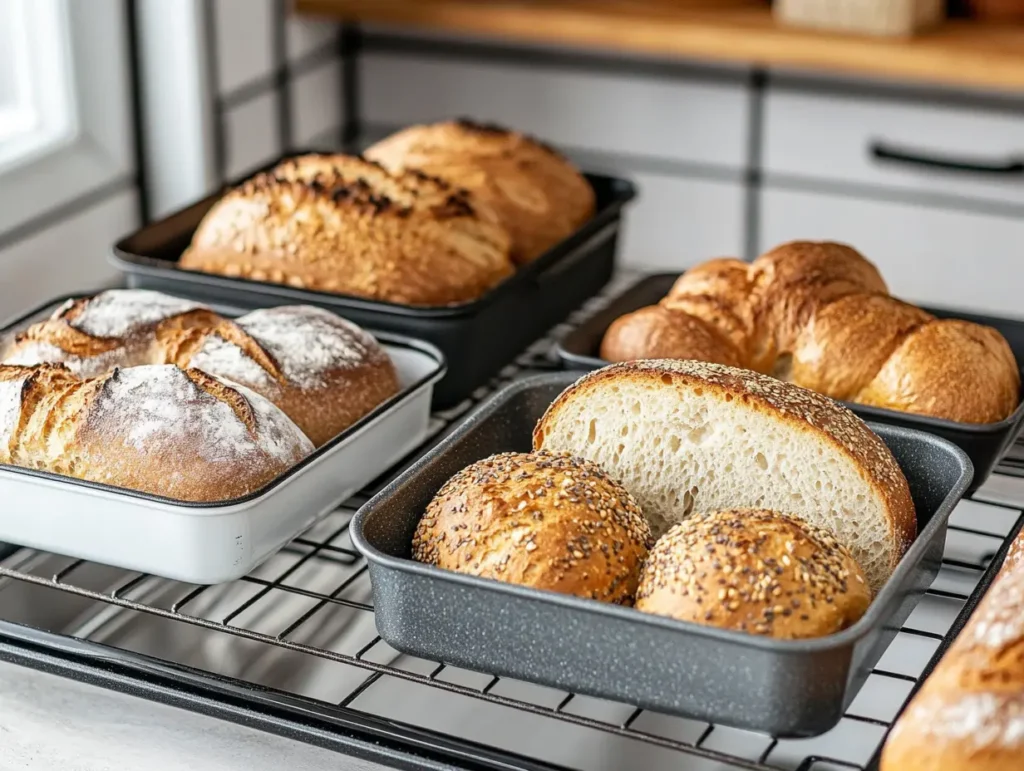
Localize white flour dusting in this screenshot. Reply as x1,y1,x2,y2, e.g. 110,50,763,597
3,341,123,379
91,365,309,464
188,335,275,391
0,375,27,456
69,290,207,339
970,579,1024,648
910,692,1024,749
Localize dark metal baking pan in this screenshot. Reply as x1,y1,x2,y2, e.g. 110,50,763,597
352,372,973,738
110,152,636,408
556,272,1024,492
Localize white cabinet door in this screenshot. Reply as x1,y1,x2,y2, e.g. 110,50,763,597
759,187,1024,318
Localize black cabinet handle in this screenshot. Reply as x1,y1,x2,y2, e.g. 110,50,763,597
870,140,1024,176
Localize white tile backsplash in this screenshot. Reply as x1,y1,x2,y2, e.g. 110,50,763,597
289,59,343,146
213,0,275,95
224,91,280,178
285,15,337,63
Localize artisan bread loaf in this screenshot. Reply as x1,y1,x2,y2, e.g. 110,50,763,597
179,153,514,306
365,119,595,265
603,241,1021,424
412,451,653,605
636,509,872,639
533,360,917,593
2,290,400,446
881,526,1024,770
0,363,313,502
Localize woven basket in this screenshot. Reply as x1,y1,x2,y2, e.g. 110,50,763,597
774,0,945,37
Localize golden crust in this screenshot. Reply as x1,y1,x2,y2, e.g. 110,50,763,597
533,359,918,580
365,120,595,265
180,154,514,306
636,509,871,639
412,450,653,605
600,305,742,367
599,241,1021,424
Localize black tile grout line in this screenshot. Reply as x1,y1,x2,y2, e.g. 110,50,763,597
217,38,342,112
202,0,227,186
340,24,364,152
124,0,151,224
0,177,136,253
744,69,767,262
271,0,293,154
359,29,753,85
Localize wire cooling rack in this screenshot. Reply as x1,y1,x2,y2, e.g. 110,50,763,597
0,273,1023,771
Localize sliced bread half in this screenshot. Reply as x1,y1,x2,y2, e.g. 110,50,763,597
532,360,916,593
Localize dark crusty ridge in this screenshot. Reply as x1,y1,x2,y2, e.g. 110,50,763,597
533,359,917,592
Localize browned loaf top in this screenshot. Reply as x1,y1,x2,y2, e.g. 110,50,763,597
601,241,1021,424
0,363,313,502
365,119,596,266
636,509,871,639
179,153,514,306
881,526,1024,771
1,290,399,446
412,451,653,606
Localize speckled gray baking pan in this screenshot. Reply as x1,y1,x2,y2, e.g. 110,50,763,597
352,372,973,739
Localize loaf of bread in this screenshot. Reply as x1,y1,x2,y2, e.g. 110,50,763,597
2,290,400,446
636,509,872,639
365,119,596,265
179,153,514,306
533,359,916,593
601,242,1021,424
0,363,313,502
881,527,1024,770
412,451,653,605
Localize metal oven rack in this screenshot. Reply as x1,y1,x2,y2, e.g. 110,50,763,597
1,273,1023,771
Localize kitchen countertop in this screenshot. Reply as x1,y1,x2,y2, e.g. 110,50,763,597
0,661,384,771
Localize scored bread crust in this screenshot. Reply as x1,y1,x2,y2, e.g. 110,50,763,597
533,359,917,593
636,509,872,639
412,451,653,605
602,241,1021,424
0,363,313,502
365,119,596,266
179,154,514,306
2,291,399,447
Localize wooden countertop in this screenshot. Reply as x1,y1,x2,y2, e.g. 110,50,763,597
296,0,1024,92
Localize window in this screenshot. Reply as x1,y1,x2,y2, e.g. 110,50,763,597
0,0,134,238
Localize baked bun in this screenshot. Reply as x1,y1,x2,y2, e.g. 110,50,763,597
2,290,400,446
0,364,313,502
411,451,653,605
179,153,513,306
636,509,871,639
533,359,916,593
600,241,1021,424
365,119,595,265
600,305,742,367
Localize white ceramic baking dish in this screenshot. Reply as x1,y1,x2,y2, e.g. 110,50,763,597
0,296,445,585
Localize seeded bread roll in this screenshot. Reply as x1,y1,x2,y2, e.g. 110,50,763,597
412,451,653,605
2,290,400,446
0,363,313,502
365,119,596,265
636,509,871,639
179,153,514,306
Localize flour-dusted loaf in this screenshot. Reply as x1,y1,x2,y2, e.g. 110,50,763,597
602,241,1021,424
881,526,1024,770
179,153,514,306
636,509,872,639
0,364,313,502
412,451,653,605
533,360,917,592
2,290,400,446
365,119,596,266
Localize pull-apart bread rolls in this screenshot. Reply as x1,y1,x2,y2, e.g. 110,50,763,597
637,509,872,639
881,527,1024,770
601,241,1020,424
365,119,596,266
179,153,514,306
0,364,312,501
2,289,399,446
533,360,916,593
412,451,653,605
